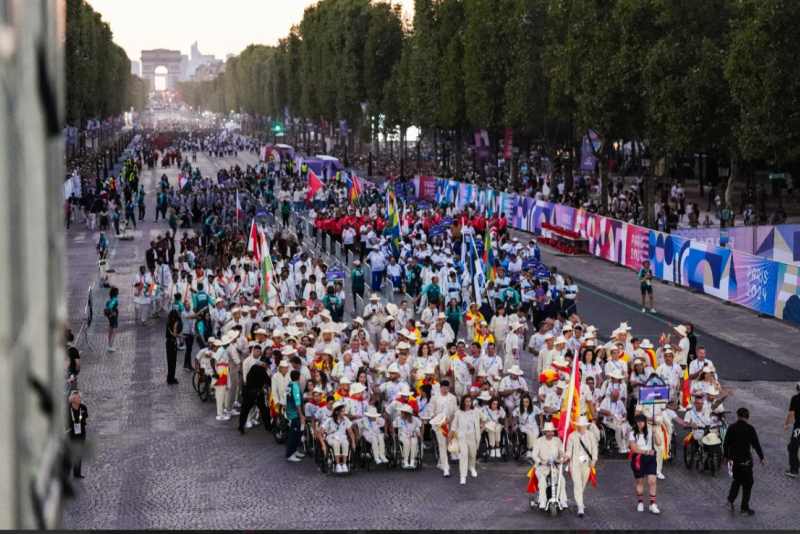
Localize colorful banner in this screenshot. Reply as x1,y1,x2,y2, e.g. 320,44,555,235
474,126,491,160
502,127,514,160
775,263,800,323
729,253,778,315
418,176,438,202
623,224,650,271
580,130,600,171
756,224,800,267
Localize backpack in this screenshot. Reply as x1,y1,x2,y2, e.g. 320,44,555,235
324,294,342,316
103,300,113,318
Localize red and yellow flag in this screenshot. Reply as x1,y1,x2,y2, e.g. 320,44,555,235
526,467,539,493
681,366,691,408
556,354,582,443
645,348,658,370
589,466,597,488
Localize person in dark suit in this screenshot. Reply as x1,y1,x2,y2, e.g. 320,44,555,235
723,407,765,516
66,390,88,478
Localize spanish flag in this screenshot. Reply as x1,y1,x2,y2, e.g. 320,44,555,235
645,348,658,370
526,467,538,493
684,433,693,446
589,466,597,488
681,366,691,408
269,392,278,419
440,422,449,438
216,367,228,387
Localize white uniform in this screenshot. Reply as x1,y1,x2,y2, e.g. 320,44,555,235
132,272,154,323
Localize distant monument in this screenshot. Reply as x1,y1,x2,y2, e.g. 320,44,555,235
140,49,182,91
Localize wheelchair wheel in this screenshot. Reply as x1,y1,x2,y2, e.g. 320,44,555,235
683,439,695,469
415,439,424,470
479,433,491,463
272,415,288,445
709,445,722,477
667,433,676,464
549,501,558,517
197,376,210,402
323,447,335,476
500,430,510,462
387,435,399,469
432,432,441,464
192,371,200,392
303,426,315,456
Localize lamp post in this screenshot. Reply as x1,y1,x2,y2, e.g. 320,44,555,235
641,151,652,228
717,158,730,227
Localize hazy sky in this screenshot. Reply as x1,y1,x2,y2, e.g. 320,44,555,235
88,0,413,63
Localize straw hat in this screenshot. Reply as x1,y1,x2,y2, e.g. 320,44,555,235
423,365,436,375
574,416,591,426
674,325,687,336
555,381,567,389
349,383,366,395
396,342,411,351
702,433,722,446
365,408,380,418
639,339,654,349
339,377,351,385
476,391,493,401
507,365,523,376
398,404,414,414
554,336,566,344
369,294,380,301
278,360,290,368
282,347,297,356
618,321,632,331
542,422,556,432
429,413,446,427
484,421,500,433
387,363,401,374
332,400,346,410
397,385,413,396
319,309,332,319
706,387,720,396
447,440,460,455
607,370,624,380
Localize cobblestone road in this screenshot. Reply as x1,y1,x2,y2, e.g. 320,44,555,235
63,146,800,529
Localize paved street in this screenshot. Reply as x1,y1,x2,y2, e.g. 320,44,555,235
63,147,800,530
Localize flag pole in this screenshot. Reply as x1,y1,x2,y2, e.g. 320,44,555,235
556,353,581,505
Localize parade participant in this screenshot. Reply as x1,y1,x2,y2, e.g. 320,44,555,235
629,413,662,514
358,408,388,464
209,338,231,421
531,422,567,509
503,320,524,371
430,379,458,477
394,404,423,468
105,286,120,352
564,416,598,517
465,302,484,343
132,265,154,325
450,395,486,485
513,393,540,458
479,396,506,458
785,382,800,478
598,388,631,453
237,352,271,435
499,365,528,420
66,390,88,479
318,401,356,473
165,309,183,385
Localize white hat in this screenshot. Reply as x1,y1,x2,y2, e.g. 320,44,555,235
319,309,332,319
398,385,413,396
586,326,597,333
562,324,573,332
574,416,591,426
607,370,624,380
282,347,297,356
551,358,568,368
241,306,251,313
273,328,285,337
702,433,722,446
555,336,566,344
281,313,290,320
339,377,351,385
396,342,411,351
585,340,596,347
639,339,654,349
353,317,364,325
555,381,567,389
611,328,625,337
365,408,380,418
387,363,401,374
332,400,346,410
706,387,720,396
618,321,632,331
633,357,645,367
484,421,500,433
398,404,414,414
508,365,523,376
386,303,399,316
476,369,488,377
543,333,555,341
674,325,687,336
437,312,447,320
476,391,493,401
349,383,366,395
294,315,307,323
230,306,241,314
369,294,380,301
542,422,556,432
423,365,436,375
382,316,395,325
255,328,268,336
278,360,291,368
429,413,446,427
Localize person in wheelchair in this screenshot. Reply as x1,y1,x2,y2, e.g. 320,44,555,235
394,404,423,468
317,401,357,473
478,395,507,458
598,387,632,453
531,422,568,510
683,394,717,468
357,408,389,465
512,393,541,459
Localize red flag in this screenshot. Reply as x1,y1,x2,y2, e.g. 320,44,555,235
525,467,538,493
247,220,261,263
681,367,691,408
306,169,323,205
589,466,597,488
557,353,582,444
236,192,243,220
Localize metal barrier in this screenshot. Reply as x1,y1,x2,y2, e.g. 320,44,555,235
335,241,342,260
347,250,353,267
324,234,330,254
355,294,364,317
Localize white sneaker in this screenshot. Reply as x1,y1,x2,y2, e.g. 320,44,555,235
450,453,459,461
380,457,388,464
294,451,305,458
234,401,242,409
443,469,450,477
526,451,533,459
489,449,496,458
539,501,547,510
650,504,660,514
403,460,410,469
286,455,301,463
251,420,260,427
245,422,253,429
335,464,343,473
618,448,629,454
409,461,416,468
228,409,241,416
637,503,644,512
577,506,585,517
657,471,665,480
215,414,230,421
559,501,568,509
641,307,647,313
650,308,657,314
460,477,466,485
341,464,349,473
469,467,478,477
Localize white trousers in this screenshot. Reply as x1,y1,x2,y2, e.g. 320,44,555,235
536,465,567,504
326,436,349,456
570,461,591,508
367,435,386,458
400,436,418,463
458,433,479,478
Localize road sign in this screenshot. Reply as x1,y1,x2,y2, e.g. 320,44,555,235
769,172,790,180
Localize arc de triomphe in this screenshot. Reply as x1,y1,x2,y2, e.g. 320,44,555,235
140,49,182,91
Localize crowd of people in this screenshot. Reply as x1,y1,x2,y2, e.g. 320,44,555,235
61,127,800,520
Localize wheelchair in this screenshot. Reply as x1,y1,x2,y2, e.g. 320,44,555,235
272,412,289,445
388,433,423,470
528,461,565,517
597,422,620,456
320,437,355,476
356,434,389,471
192,370,212,403
302,422,317,458
479,427,511,462
510,428,534,463
683,425,724,476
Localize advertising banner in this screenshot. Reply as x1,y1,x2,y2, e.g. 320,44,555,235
728,252,778,315
474,126,491,159
623,224,650,271
502,126,514,160
418,175,438,202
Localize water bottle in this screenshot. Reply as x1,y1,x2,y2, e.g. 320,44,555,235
727,460,733,478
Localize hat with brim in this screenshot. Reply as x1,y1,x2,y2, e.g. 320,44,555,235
574,416,590,426
255,328,268,336
398,404,414,414
396,341,411,351
320,310,332,319
349,383,366,395
484,421,500,433
332,400,346,410
398,385,413,396
675,325,687,336
639,339,654,349
551,358,568,368
278,360,290,368
555,336,566,344
556,381,567,389
365,408,380,418
608,370,624,380
386,303,399,316
618,322,632,331
387,363,401,374
542,422,556,432
430,413,446,427
706,387,720,396
339,377,351,385
282,347,297,356
543,333,555,341
370,294,380,301
702,433,722,446
476,391,493,401
353,317,364,325
508,365,523,376
423,365,436,375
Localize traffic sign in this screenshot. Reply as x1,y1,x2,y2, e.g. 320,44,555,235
769,173,790,180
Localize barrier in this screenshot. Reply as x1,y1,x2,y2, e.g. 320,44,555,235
355,294,364,317
673,224,800,268
347,250,354,267
428,176,800,324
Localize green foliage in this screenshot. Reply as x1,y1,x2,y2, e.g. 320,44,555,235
65,0,144,125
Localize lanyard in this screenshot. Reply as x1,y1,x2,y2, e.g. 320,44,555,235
70,406,82,423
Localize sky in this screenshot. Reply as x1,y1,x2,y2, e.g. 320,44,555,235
88,0,413,63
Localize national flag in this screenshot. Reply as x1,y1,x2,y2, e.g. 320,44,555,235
236,192,243,220
386,187,401,258
644,348,658,370
589,466,597,488
556,351,581,444
306,168,323,205
681,366,691,408
269,391,278,419
215,365,228,387
483,227,496,282
525,466,538,493
178,174,189,190
349,172,363,206
684,433,693,446
147,282,159,297
260,250,276,308
469,234,483,307
247,220,261,263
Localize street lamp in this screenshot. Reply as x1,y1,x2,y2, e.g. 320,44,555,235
717,158,731,227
